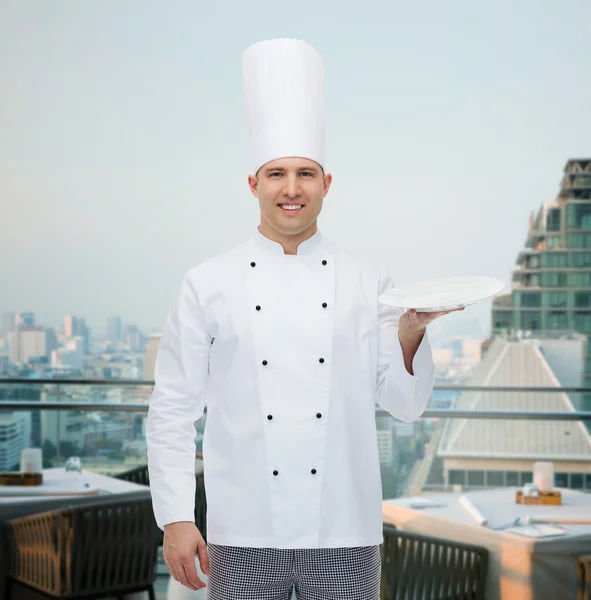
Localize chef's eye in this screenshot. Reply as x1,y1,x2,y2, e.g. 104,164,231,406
270,172,282,177
301,171,313,177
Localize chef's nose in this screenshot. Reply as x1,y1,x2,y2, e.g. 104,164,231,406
282,174,301,198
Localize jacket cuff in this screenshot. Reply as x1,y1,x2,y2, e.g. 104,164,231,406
391,328,435,401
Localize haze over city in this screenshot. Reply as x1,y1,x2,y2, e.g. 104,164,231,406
2,1,591,338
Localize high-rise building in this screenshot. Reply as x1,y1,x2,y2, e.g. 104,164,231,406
107,316,123,343
44,327,59,355
64,316,90,353
143,334,161,380
492,158,591,410
125,325,145,353
0,413,32,471
8,327,47,364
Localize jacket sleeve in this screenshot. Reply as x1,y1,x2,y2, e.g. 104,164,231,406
146,271,211,530
376,269,436,422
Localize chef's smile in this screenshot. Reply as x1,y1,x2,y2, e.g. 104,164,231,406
279,203,304,215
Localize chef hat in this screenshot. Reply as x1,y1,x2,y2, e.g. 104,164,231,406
241,38,325,175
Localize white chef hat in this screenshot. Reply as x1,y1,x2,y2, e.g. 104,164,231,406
241,38,325,175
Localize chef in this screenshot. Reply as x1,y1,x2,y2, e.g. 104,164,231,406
146,38,462,599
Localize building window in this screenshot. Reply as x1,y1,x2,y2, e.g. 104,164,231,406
568,272,591,287
567,203,591,229
567,233,591,248
487,471,504,487
548,311,568,329
546,208,561,232
541,252,568,268
493,313,512,330
521,472,533,484
571,473,584,489
521,293,541,308
541,272,567,287
467,471,485,486
575,292,591,307
555,472,569,487
522,311,541,330
570,252,591,267
574,312,591,334
586,474,591,489
449,470,465,485
548,292,567,307
506,471,519,486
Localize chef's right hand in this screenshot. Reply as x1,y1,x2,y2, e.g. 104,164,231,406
163,521,210,591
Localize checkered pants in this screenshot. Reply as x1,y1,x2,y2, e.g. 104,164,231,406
205,544,381,600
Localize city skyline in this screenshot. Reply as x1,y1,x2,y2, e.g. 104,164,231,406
2,1,591,335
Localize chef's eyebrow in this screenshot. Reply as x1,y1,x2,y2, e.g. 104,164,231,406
263,166,320,174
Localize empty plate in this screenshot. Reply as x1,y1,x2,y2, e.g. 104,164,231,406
379,276,506,311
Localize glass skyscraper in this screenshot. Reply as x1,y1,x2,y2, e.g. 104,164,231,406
492,158,591,410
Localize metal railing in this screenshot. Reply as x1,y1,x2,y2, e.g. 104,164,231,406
2,379,591,422
1,379,590,467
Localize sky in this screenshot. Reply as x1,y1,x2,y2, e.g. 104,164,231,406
1,0,591,339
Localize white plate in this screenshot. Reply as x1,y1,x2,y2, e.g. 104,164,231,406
379,276,505,311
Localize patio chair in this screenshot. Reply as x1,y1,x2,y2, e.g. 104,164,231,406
577,555,591,600
2,495,160,600
113,464,150,486
380,524,489,600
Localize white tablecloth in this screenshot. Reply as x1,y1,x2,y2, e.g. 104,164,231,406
382,487,591,600
0,467,148,503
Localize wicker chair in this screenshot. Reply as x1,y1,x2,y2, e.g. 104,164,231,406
578,555,591,600
115,465,207,543
113,464,150,486
380,524,489,600
2,495,160,600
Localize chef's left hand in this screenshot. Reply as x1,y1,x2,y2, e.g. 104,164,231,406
400,307,465,334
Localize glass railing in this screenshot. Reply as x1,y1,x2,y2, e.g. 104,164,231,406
1,379,590,498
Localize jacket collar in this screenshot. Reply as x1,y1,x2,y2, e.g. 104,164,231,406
254,226,324,256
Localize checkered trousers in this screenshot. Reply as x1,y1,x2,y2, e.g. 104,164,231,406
205,543,381,600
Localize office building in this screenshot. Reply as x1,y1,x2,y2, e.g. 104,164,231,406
492,158,591,410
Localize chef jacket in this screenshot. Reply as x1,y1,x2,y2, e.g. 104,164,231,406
146,227,435,549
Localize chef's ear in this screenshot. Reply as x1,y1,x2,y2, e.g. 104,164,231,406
248,173,259,197
323,172,333,196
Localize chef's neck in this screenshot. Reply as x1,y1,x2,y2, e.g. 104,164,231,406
259,219,318,255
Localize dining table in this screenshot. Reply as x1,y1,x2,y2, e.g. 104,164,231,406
0,467,151,600
382,487,591,600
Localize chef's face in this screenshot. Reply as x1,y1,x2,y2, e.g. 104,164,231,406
248,157,332,238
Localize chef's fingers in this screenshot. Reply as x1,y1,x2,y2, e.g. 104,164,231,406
197,538,211,575
165,553,202,591
181,554,207,590
164,557,179,584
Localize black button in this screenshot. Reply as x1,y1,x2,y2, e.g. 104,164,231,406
311,469,317,474
319,357,325,363
322,260,327,265
316,413,322,418
322,302,327,308
262,360,268,366
256,305,261,311
250,261,256,267
267,414,273,420
273,470,279,476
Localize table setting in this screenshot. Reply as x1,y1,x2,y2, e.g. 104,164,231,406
382,463,591,600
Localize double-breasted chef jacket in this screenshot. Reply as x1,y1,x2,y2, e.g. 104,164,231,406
146,227,436,549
